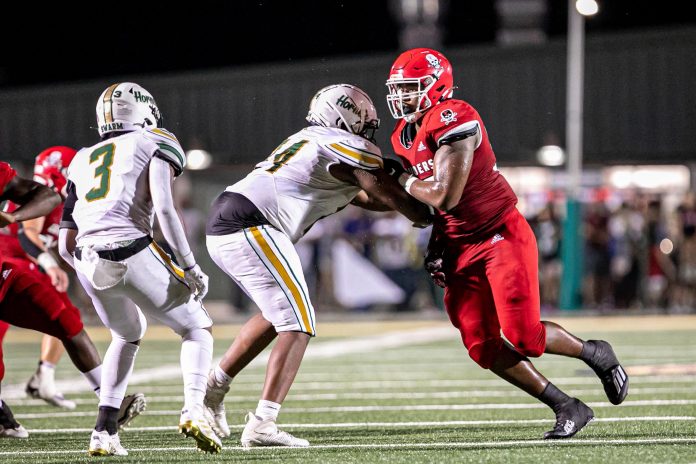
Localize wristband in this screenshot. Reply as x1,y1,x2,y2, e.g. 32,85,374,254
404,176,418,195
37,252,59,270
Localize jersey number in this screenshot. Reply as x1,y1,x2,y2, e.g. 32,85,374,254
85,143,115,202
266,140,308,173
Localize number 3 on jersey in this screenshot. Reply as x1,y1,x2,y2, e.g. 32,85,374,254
86,143,115,201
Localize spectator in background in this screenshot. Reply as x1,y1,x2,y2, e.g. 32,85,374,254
583,202,612,309
644,200,676,309
531,203,562,311
608,201,644,309
371,211,421,311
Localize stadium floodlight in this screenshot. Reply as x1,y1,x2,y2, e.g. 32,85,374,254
576,0,599,16
537,145,565,166
186,149,212,170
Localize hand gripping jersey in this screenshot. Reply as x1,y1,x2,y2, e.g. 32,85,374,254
227,126,383,243
66,127,186,247
390,99,517,239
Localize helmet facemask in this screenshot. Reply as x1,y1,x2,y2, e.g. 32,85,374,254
386,75,436,122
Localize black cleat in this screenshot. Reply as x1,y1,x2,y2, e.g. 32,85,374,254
543,398,594,440
584,340,629,405
117,393,147,430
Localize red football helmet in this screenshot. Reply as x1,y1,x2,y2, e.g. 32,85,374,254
386,48,454,122
34,146,77,196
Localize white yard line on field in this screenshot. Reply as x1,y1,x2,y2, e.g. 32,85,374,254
2,437,696,456
15,399,696,419
2,326,454,400
24,416,696,434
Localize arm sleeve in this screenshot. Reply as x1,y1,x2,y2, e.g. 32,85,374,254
144,128,186,177
18,232,44,258
149,156,196,269
59,181,78,229
323,137,383,170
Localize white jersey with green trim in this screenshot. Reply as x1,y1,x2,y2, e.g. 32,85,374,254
67,127,186,247
227,125,383,243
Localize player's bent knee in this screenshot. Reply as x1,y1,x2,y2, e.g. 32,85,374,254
502,327,545,358
53,307,84,340
467,337,505,369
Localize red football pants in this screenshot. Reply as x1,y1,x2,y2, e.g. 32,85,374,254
443,209,546,369
0,260,84,381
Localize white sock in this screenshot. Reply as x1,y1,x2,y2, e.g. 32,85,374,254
255,400,281,421
99,339,139,409
181,328,213,414
39,361,56,371
82,365,102,398
211,364,232,387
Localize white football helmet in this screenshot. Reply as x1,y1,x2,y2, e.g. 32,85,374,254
96,82,163,137
306,84,380,141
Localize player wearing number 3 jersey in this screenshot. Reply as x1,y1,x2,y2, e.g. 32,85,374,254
59,83,220,455
203,84,432,447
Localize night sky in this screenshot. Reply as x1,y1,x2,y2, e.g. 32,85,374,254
1,0,694,89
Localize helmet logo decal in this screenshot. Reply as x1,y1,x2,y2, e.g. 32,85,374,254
46,151,63,167
133,90,155,104
440,109,458,125
426,54,441,68
336,94,361,116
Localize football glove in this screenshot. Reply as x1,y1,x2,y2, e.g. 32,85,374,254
383,157,407,179
424,249,446,288
184,264,209,301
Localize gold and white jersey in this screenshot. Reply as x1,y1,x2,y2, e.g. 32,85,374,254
227,126,383,243
68,127,186,247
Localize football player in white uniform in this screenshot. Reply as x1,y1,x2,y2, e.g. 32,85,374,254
58,83,220,455
204,84,432,447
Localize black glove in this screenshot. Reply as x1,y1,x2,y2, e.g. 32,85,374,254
383,157,407,179
424,249,446,288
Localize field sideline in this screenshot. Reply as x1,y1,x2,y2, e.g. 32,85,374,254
1,314,695,463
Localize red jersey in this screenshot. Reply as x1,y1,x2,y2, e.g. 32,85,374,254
0,162,16,197
390,99,517,240
0,162,25,260
4,201,63,249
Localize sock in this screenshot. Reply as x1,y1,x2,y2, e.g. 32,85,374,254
99,339,139,409
181,328,213,414
538,382,571,412
212,364,233,388
82,365,103,398
39,360,56,371
579,340,597,364
94,406,119,435
255,400,281,421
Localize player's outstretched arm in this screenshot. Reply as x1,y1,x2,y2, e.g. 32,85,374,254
396,137,476,212
149,156,208,300
329,162,433,226
1,176,60,225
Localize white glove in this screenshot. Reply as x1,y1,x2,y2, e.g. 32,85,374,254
184,264,209,301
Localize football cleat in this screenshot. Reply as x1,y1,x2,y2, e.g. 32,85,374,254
117,393,147,430
241,412,309,448
179,409,222,454
583,340,629,405
0,401,29,439
25,368,77,410
203,373,231,438
543,398,594,439
88,430,128,456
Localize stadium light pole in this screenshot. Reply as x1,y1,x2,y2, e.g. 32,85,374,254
559,0,598,310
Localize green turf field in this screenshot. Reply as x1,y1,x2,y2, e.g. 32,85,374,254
1,317,695,463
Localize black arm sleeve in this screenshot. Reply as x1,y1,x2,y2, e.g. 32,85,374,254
60,181,78,229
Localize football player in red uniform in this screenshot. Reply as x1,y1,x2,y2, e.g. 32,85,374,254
1,147,79,409
385,48,629,439
0,161,145,438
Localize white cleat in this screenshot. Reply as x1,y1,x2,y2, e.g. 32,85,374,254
117,393,147,430
25,370,77,410
179,408,222,454
203,374,230,438
0,423,29,439
88,430,128,456
241,412,309,448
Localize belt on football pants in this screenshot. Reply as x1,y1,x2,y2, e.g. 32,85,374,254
75,235,153,262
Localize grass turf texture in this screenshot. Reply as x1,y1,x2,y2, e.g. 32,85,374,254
0,316,695,463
